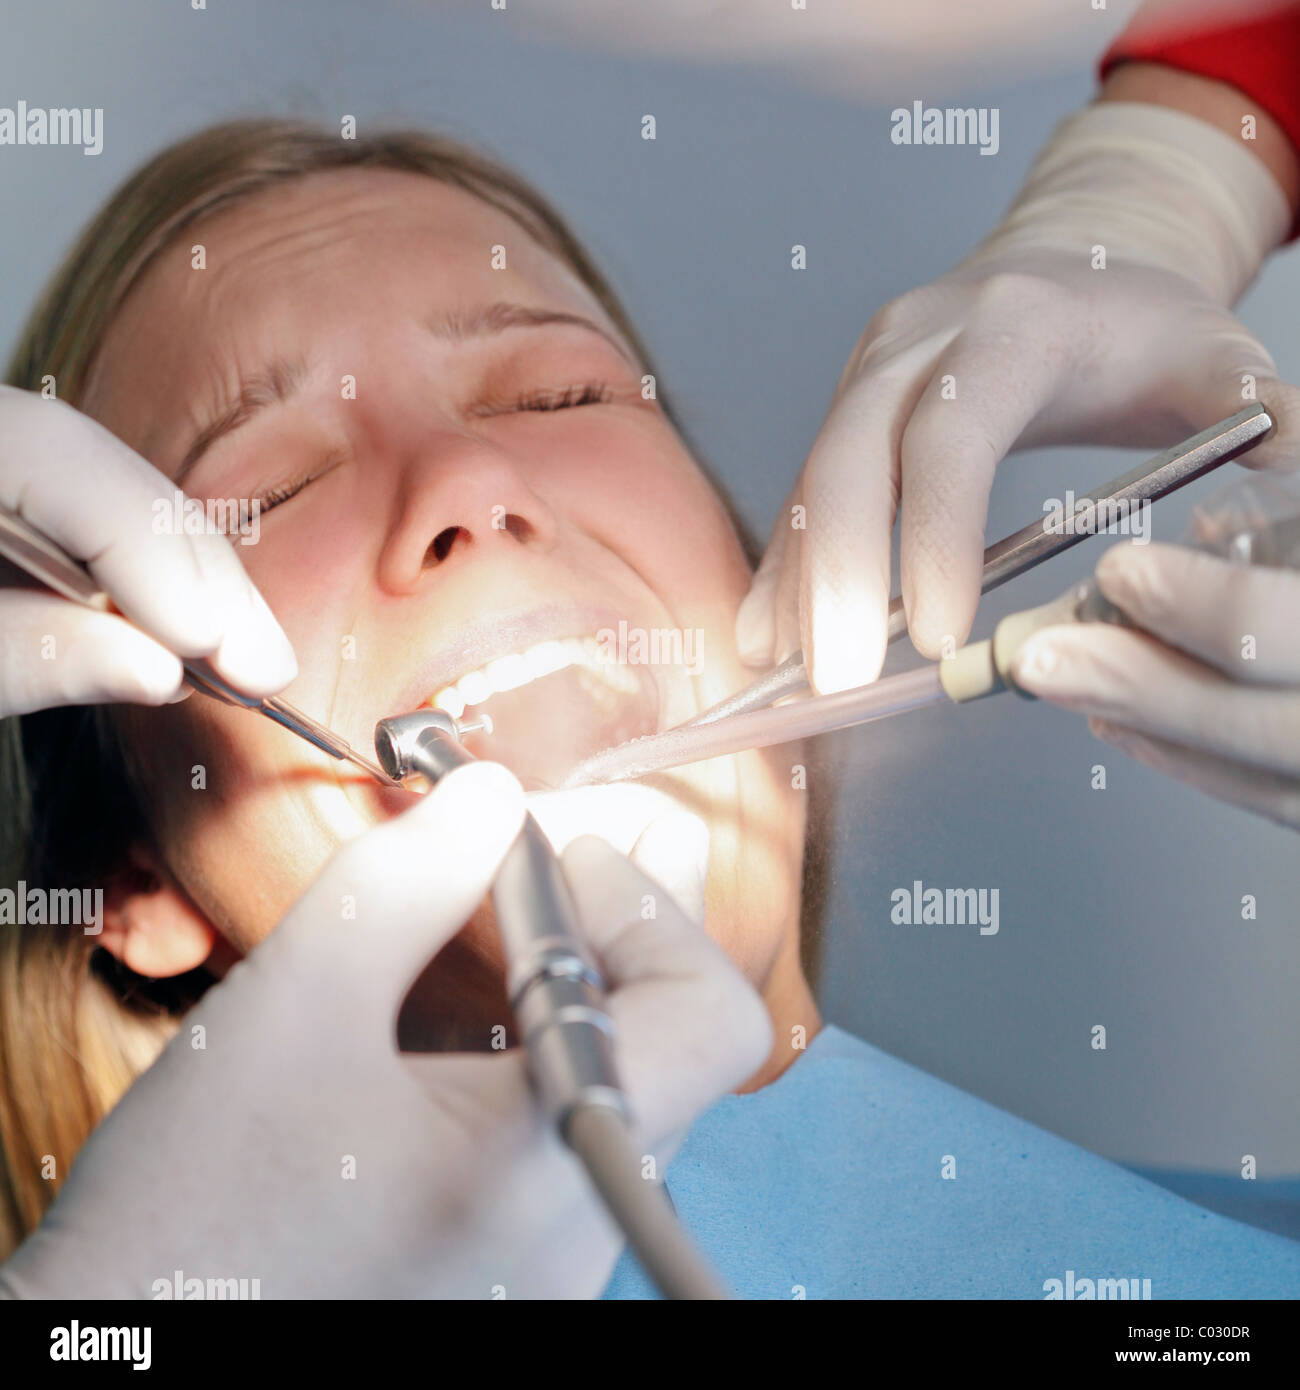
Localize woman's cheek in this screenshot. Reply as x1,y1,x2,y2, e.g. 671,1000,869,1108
701,744,805,987
557,435,751,603
118,700,359,950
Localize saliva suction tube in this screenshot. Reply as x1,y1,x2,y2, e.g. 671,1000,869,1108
373,709,730,1301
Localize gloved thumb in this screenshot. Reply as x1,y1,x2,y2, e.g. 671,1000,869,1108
0,591,184,717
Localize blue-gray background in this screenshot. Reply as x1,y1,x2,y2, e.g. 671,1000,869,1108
1,1,1295,1175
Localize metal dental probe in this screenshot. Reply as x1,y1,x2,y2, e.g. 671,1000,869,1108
0,502,403,786
373,710,729,1301
684,404,1275,727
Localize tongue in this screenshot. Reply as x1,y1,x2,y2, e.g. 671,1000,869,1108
455,662,657,790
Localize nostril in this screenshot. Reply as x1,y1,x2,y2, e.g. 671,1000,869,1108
503,513,534,543
424,514,535,567
428,526,464,564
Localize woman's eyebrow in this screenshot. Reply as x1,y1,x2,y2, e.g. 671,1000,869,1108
429,301,633,363
176,355,308,483
174,302,632,482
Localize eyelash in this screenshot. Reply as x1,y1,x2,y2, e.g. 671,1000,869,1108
254,382,612,514
258,477,311,513
256,469,328,516
511,381,612,412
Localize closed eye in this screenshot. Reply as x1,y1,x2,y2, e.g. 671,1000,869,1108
254,452,347,516
515,382,611,411
473,381,613,417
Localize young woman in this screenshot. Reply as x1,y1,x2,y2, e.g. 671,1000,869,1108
1,120,1296,1298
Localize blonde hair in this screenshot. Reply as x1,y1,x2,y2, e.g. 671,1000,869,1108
0,118,663,1257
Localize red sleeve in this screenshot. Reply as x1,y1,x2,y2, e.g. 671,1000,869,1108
1100,2,1300,158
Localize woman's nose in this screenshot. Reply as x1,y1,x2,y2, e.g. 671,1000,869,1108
377,437,561,594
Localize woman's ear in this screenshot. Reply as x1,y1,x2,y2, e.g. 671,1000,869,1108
98,844,219,979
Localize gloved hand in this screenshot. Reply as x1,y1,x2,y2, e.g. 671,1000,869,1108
737,101,1300,693
1010,541,1300,831
0,385,297,716
0,763,769,1298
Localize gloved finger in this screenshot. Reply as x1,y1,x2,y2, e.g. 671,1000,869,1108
559,833,771,1140
772,513,802,669
899,301,1075,658
800,353,939,693
0,388,297,694
1095,542,1300,685
184,529,299,695
627,808,710,925
1010,624,1300,776
272,761,527,1017
1090,716,1300,832
736,482,798,667
0,589,185,716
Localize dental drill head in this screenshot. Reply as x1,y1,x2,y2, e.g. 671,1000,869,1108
374,710,492,783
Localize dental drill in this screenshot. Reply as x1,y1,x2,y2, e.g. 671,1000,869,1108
372,710,729,1301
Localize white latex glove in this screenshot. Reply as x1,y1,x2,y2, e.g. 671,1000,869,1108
1011,541,1300,830
0,762,769,1299
0,385,297,716
737,102,1300,693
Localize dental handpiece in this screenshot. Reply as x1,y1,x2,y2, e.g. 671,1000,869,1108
373,711,728,1300
0,502,394,785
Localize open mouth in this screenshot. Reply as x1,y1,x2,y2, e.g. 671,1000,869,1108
407,635,662,789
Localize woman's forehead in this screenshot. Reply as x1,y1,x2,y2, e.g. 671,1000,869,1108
191,168,540,265
84,166,615,436
141,167,598,324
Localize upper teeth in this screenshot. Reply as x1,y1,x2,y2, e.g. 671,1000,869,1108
425,635,640,719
